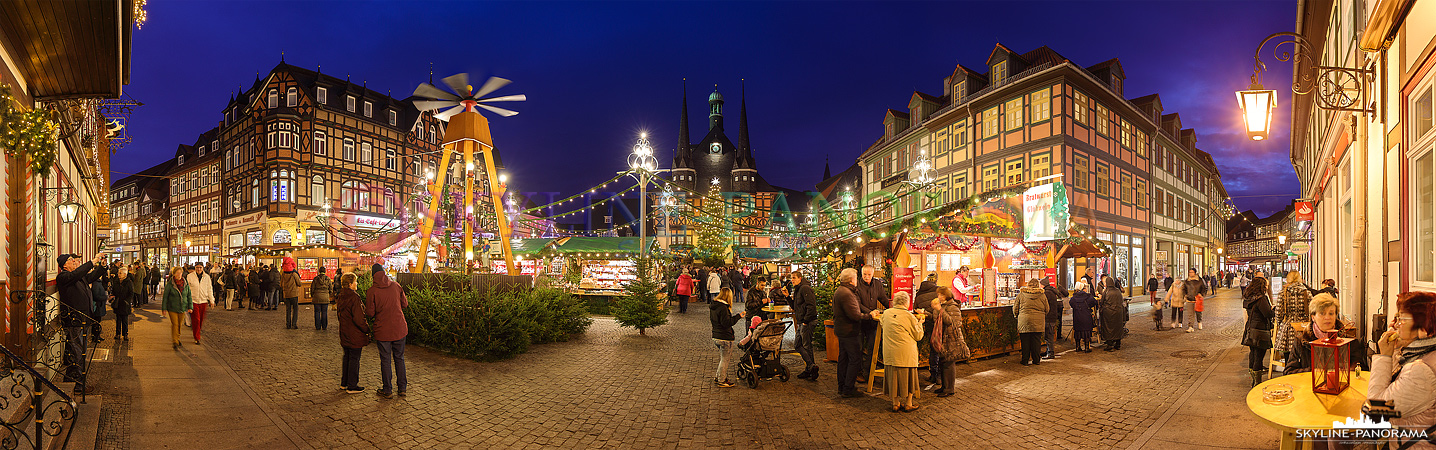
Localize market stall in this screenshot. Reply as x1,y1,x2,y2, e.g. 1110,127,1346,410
544,237,653,297
232,244,387,301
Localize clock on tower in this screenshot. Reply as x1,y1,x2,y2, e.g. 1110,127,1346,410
709,142,722,154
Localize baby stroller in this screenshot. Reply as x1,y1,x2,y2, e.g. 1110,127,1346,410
735,319,792,388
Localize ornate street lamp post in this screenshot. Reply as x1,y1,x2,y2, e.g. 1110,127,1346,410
627,133,657,255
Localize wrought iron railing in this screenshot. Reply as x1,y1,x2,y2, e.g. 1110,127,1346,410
0,290,97,450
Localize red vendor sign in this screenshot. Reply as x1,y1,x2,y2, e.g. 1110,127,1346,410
891,267,914,310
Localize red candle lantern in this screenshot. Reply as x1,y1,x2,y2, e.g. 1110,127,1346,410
1310,336,1354,395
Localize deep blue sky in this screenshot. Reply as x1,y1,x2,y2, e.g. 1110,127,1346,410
117,0,1298,217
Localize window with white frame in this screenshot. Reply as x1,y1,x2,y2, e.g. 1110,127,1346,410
361,142,373,165
388,110,397,126
286,87,297,107
385,148,396,170
317,87,327,104
364,101,373,117
267,89,278,108
198,146,205,158
270,170,294,203
342,138,355,161
312,175,325,207
346,96,356,112
313,131,326,155
1413,80,1436,284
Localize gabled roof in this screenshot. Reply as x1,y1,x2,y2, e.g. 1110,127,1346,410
1086,58,1125,79
986,43,1021,66
911,92,942,105
1019,46,1069,67
227,62,431,133
885,109,910,120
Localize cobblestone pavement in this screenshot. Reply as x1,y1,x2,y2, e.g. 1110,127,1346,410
91,288,1277,449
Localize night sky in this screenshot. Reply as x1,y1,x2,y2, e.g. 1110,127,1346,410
115,0,1298,217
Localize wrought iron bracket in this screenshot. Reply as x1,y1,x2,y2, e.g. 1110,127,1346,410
1252,32,1376,115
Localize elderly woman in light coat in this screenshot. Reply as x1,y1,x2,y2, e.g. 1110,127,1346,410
1015,279,1049,366
881,291,924,413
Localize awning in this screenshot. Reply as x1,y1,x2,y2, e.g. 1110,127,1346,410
353,232,418,254
735,247,796,262
1054,239,1108,259
549,237,654,255
0,0,132,99
510,238,561,256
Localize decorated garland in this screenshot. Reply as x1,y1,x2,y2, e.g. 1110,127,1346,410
0,84,59,176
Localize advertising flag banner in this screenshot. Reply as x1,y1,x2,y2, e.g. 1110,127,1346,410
1023,182,1069,242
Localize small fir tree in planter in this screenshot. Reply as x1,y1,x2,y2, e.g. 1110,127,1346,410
614,257,668,335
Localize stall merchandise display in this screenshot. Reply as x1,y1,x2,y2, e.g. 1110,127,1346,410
577,259,637,294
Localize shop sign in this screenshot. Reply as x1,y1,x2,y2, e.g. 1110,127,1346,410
1294,201,1315,222
298,258,319,281
224,211,267,229
350,214,399,230
891,267,914,308
1022,182,1069,242
1288,242,1311,255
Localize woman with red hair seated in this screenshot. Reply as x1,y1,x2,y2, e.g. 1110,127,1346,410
1370,291,1436,440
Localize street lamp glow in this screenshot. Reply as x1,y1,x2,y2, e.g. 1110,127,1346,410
498,173,508,184
1277,234,1287,245
119,222,130,233
1236,79,1277,141
184,240,192,247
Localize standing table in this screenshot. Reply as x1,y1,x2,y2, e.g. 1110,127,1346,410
1246,371,1370,450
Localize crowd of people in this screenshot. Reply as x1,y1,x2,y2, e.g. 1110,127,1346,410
53,253,413,399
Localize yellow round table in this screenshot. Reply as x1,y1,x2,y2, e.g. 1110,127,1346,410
1247,371,1370,450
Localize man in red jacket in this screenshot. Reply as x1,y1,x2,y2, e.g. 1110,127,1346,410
364,264,409,398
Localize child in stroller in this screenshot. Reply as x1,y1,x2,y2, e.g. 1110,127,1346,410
735,317,792,388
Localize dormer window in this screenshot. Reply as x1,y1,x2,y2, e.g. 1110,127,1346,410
364,101,373,117
286,87,298,107
346,96,356,112
267,89,278,108
317,87,327,104
953,81,965,100
198,146,205,157
388,110,397,126
178,155,184,165
994,62,1009,84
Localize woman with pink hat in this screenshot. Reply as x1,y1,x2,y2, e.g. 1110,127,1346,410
280,256,303,329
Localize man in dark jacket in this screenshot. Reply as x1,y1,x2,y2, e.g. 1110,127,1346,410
913,275,938,312
1041,278,1068,359
833,268,877,398
696,267,710,304
1183,268,1208,331
788,272,819,380
90,263,109,343
57,253,104,395
364,264,410,398
913,275,939,381
729,267,746,308
856,266,890,372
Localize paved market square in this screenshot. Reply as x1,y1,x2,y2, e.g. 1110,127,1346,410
87,288,1277,449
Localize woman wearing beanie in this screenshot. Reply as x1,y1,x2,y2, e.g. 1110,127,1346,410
280,257,302,329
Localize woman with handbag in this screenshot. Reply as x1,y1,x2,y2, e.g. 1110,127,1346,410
929,287,970,397
1243,276,1275,386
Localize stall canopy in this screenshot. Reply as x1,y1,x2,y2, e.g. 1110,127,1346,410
511,238,561,255
1054,239,1109,260
735,247,796,262
548,237,654,255
353,232,419,255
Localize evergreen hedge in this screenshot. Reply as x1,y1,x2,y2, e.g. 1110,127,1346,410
404,284,592,361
